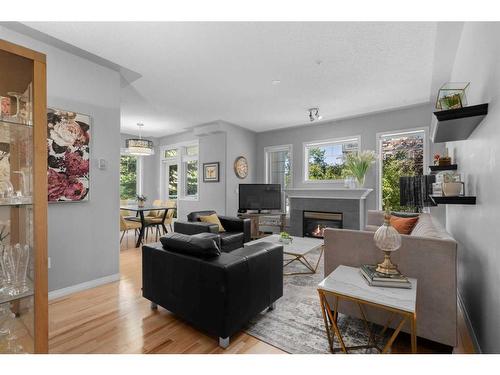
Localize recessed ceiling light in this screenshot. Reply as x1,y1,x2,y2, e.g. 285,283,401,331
272,80,281,85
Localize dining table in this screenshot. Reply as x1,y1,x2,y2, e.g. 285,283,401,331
120,204,176,248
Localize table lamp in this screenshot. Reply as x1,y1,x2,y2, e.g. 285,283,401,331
374,212,402,275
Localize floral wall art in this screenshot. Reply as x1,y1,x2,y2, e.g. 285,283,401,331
47,108,90,202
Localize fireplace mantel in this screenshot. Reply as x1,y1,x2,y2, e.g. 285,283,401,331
286,188,373,234
285,188,373,200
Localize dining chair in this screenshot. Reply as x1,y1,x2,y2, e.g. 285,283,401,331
148,200,176,241
120,199,135,219
120,213,142,247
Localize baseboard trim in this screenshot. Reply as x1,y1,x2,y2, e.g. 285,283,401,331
49,273,120,301
457,290,482,353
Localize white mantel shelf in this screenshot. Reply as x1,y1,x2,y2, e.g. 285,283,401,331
285,188,373,200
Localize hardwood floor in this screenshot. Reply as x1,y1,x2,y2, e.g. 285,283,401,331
48,232,474,354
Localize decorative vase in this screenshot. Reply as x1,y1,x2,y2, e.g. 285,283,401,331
279,237,292,245
442,182,464,197
374,213,402,275
356,176,365,188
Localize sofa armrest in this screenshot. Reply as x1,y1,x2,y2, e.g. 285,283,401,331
367,210,384,226
174,221,219,235
218,215,252,242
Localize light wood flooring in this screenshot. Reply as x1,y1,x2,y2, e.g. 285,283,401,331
48,231,474,354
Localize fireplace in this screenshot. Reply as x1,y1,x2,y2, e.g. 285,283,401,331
303,211,343,238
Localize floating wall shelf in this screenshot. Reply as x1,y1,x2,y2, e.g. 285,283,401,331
429,164,458,172
429,195,476,205
431,103,488,143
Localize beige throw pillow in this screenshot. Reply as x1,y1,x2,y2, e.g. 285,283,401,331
199,214,226,232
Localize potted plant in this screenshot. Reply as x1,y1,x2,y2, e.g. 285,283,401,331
343,150,377,188
136,194,147,207
279,231,293,245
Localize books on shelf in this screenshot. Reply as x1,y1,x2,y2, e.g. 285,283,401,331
359,264,412,289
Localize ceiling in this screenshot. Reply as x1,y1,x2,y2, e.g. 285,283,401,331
23,22,439,137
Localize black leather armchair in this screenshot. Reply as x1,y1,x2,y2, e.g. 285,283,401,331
174,210,251,252
142,233,283,348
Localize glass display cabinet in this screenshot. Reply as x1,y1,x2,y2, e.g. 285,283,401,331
0,39,48,353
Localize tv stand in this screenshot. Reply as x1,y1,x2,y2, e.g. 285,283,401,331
237,212,286,239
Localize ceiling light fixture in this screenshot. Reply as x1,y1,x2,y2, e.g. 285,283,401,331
126,123,154,156
308,108,323,122
272,80,281,85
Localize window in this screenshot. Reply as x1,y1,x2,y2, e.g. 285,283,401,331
265,145,292,213
165,148,178,158
304,137,359,182
377,129,427,211
167,164,178,199
120,155,137,199
185,160,198,197
161,141,199,201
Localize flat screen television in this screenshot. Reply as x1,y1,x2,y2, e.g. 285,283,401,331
239,184,281,212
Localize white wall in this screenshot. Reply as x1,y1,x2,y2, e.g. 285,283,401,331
445,22,500,353
0,26,121,292
255,104,445,212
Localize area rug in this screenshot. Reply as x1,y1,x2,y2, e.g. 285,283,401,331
244,247,388,354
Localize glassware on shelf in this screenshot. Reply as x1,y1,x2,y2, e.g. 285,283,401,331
6,92,23,122
0,307,24,354
0,243,30,297
0,179,14,203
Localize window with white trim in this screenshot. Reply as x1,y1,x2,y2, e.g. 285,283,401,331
265,145,292,213
304,137,360,182
161,142,199,200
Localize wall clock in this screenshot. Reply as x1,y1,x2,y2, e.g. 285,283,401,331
234,156,248,179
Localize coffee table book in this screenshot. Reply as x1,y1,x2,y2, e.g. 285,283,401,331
359,264,412,289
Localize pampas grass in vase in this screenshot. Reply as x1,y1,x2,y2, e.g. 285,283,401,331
344,150,376,188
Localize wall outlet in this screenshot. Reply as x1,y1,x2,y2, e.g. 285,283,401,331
48,257,51,269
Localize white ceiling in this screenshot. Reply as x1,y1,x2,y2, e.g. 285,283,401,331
24,22,438,137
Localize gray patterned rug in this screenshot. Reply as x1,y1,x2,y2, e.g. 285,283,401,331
244,247,388,354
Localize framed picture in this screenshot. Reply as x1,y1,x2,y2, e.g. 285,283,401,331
203,162,220,182
47,108,91,202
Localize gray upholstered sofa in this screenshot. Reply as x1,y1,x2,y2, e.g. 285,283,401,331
323,210,457,347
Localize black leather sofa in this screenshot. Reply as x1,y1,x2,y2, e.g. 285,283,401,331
142,232,283,348
174,210,251,252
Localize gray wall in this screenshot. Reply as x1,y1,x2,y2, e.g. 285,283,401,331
0,26,122,292
256,104,444,211
224,124,257,216
156,129,228,220
445,22,500,353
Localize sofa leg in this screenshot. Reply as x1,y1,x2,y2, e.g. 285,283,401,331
268,302,276,311
150,302,158,310
218,337,230,349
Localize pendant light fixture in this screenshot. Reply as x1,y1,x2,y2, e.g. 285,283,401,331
126,123,154,156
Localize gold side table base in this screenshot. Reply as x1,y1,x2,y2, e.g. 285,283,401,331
318,290,417,354
283,245,324,276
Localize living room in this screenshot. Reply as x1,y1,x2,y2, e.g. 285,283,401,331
1,0,499,373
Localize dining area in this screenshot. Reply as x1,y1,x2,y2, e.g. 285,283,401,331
120,199,177,249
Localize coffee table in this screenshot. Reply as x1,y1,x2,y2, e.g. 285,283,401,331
318,265,417,354
245,234,324,275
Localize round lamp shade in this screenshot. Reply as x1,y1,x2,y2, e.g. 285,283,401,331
125,138,154,156
374,215,401,252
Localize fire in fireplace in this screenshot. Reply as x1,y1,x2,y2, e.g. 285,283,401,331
303,211,343,238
